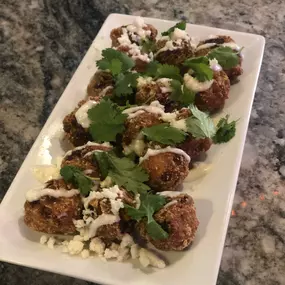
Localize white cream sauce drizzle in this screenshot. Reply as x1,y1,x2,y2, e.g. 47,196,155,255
164,200,178,208
196,40,240,52
222,42,241,51
139,147,191,164
75,100,97,128
185,163,212,182
184,73,213,92
156,28,192,56
26,187,79,202
195,42,217,51
63,142,112,159
122,100,165,119
89,214,119,238
158,191,182,198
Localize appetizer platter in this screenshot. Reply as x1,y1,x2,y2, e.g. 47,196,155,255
0,14,265,285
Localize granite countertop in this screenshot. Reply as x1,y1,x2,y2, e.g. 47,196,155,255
1,0,285,284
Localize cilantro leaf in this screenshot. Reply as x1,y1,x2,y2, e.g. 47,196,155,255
147,219,169,240
94,152,109,178
97,48,135,75
88,100,127,142
186,105,216,138
114,72,139,96
207,47,239,69
213,115,237,143
60,165,93,196
161,21,186,36
142,123,187,145
145,62,183,82
141,39,156,53
183,56,213,82
94,152,150,194
170,79,195,105
125,193,168,240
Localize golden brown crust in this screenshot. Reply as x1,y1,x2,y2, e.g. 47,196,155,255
63,99,94,147
110,24,157,47
122,112,163,145
195,70,230,113
177,135,212,161
89,188,136,241
135,82,178,112
87,71,114,99
155,39,194,67
141,152,189,192
137,194,199,251
195,36,243,81
24,179,83,234
61,144,112,178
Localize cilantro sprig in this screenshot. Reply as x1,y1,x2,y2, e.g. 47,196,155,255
142,123,187,145
183,56,213,82
88,100,127,142
213,115,237,143
170,79,195,105
94,152,150,194
97,48,135,75
145,61,183,82
125,193,169,240
186,105,216,138
161,21,186,36
96,48,139,97
207,47,240,69
114,72,139,96
60,165,94,196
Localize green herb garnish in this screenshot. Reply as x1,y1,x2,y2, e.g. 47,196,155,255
142,123,187,145
213,115,237,143
145,61,183,82
170,79,196,105
94,152,150,194
60,165,94,196
186,105,216,138
183,56,213,82
207,47,239,69
125,193,169,240
97,48,135,74
88,100,127,142
161,21,186,36
114,72,139,96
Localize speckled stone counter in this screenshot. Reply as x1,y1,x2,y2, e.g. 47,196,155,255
1,0,285,284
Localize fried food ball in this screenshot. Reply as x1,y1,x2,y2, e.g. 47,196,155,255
137,193,199,251
110,23,157,47
195,70,230,113
175,108,212,160
195,36,243,81
87,70,114,99
88,188,136,242
140,150,189,192
63,98,97,147
177,135,212,161
122,111,163,146
24,179,83,234
135,78,178,112
155,38,194,67
61,142,112,178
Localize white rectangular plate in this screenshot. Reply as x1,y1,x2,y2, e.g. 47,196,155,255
0,13,265,285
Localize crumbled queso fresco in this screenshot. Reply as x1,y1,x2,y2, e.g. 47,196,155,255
39,184,165,269
40,233,166,268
